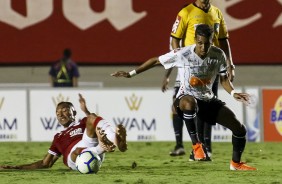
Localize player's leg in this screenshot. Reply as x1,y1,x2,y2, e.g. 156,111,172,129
115,124,127,152
85,115,116,152
203,75,219,156
203,123,212,156
69,146,105,170
174,95,206,161
187,116,211,161
170,112,185,156
95,118,127,152
216,105,256,170
170,87,185,156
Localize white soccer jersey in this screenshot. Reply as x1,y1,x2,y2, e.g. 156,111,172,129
159,44,227,101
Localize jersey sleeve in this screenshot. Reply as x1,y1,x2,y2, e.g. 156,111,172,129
79,117,87,125
218,52,228,76
48,134,61,157
158,49,184,69
217,9,229,39
171,8,189,39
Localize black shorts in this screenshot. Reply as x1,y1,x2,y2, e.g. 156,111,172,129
174,95,226,125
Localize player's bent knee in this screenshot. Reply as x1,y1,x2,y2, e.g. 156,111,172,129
232,123,247,137
179,96,197,110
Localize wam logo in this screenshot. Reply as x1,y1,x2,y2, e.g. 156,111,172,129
0,97,17,131
125,93,142,111
0,97,4,110
271,95,282,136
52,93,70,106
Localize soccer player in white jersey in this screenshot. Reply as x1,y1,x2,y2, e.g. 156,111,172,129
111,24,256,170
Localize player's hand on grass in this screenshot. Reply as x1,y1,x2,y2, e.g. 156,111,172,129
111,71,130,78
0,165,20,169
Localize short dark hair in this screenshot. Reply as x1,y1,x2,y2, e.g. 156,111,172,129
195,24,214,38
57,101,75,110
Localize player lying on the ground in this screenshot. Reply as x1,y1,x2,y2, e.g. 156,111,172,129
111,24,256,171
0,93,127,171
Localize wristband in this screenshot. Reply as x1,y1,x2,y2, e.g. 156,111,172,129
129,70,137,77
230,90,236,97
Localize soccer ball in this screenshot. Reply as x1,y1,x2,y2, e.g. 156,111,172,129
75,150,102,174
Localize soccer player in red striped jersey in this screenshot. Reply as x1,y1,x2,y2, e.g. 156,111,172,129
0,94,127,171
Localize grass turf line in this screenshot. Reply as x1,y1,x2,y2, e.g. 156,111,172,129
0,142,281,184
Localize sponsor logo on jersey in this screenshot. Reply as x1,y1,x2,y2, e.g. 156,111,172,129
165,55,178,64
69,128,83,137
189,76,211,87
172,15,181,33
270,95,282,136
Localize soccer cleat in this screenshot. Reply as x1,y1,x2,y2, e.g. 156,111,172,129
116,124,128,152
169,147,186,156
96,127,116,152
192,143,206,161
207,151,212,158
230,161,257,171
189,150,195,161
189,149,211,161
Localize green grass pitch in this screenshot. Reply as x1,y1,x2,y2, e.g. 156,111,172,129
0,142,281,184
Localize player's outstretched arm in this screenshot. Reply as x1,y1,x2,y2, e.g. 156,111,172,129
79,94,98,118
0,153,58,170
161,37,180,92
220,75,251,105
111,57,161,78
161,68,172,92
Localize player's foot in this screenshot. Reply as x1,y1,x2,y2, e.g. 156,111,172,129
116,124,127,152
192,143,206,161
230,160,257,171
207,151,212,158
189,150,195,161
96,127,116,152
169,146,186,156
189,149,211,161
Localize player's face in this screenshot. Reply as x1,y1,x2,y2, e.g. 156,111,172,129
196,0,210,9
56,103,75,127
194,35,212,58
198,0,210,4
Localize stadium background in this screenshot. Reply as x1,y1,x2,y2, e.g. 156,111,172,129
0,0,282,143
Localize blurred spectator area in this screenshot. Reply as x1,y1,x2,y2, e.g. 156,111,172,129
0,65,281,88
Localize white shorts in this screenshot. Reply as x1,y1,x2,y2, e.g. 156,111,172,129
67,119,113,170
67,130,98,170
